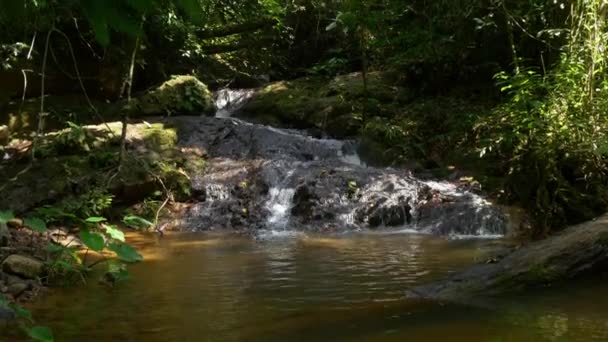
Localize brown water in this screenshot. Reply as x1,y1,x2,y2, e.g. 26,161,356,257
25,232,608,341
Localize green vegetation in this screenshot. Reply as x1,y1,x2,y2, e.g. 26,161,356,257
1,0,608,338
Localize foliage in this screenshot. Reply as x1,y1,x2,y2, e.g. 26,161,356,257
0,294,53,342
475,0,608,233
44,213,144,281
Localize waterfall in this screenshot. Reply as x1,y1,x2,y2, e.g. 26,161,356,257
263,167,296,230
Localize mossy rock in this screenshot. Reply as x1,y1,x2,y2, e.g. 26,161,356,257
0,120,205,215
133,75,215,117
239,72,411,138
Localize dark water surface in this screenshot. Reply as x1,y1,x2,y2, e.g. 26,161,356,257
28,232,608,341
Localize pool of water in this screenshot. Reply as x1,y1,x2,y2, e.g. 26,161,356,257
23,231,608,341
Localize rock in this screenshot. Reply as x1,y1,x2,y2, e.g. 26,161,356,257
172,116,507,235
410,213,608,301
6,218,23,229
133,75,215,116
7,282,29,297
2,255,44,279
0,223,9,247
0,306,16,321
238,72,412,138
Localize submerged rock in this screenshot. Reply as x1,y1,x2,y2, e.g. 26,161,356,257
2,255,44,279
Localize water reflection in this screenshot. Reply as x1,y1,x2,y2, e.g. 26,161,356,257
22,232,608,341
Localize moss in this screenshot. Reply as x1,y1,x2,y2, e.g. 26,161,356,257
133,75,215,117
140,124,178,153
240,72,409,138
0,120,206,216
524,264,561,284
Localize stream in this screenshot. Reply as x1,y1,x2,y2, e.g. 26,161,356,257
26,90,608,341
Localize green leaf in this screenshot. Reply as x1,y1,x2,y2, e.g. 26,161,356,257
26,326,54,342
79,231,105,252
45,244,66,253
85,217,107,223
176,0,202,22
0,210,14,224
105,225,125,242
108,242,143,263
13,305,31,319
24,217,47,233
123,215,153,229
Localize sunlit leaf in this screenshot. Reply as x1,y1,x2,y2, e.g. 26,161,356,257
104,225,125,242
85,217,107,223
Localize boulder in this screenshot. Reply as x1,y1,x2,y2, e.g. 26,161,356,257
7,282,29,297
2,255,44,279
133,75,215,116
0,306,16,321
238,72,412,138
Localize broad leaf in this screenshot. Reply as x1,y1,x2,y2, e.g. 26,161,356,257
79,231,105,252
45,244,66,253
24,217,47,233
104,225,125,242
26,326,54,342
14,305,32,319
85,217,107,223
108,242,143,263
0,210,14,224
123,215,153,229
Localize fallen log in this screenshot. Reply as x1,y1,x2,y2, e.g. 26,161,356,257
409,214,608,301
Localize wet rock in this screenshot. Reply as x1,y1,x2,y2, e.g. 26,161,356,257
166,116,506,236
2,255,44,279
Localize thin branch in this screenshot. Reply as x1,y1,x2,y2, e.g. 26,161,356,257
31,29,53,163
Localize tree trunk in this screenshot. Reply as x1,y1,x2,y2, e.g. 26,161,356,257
410,214,608,302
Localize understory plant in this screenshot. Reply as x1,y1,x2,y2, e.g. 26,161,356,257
475,0,608,235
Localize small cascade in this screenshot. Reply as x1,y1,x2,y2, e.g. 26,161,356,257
174,116,508,238
214,88,256,118
265,187,296,229
262,166,297,230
